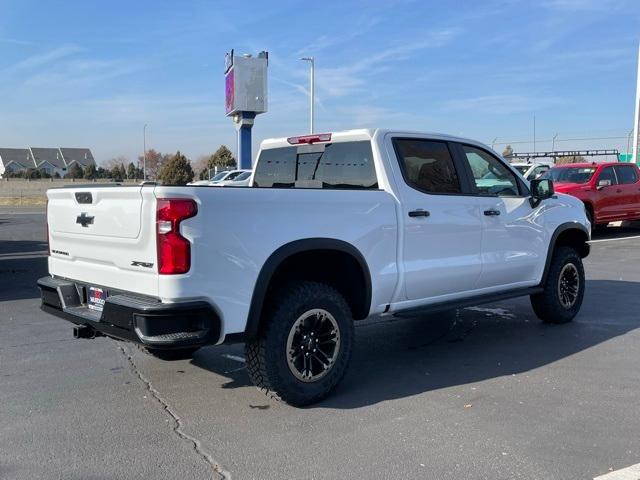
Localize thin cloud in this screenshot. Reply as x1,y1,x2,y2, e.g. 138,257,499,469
315,27,461,98
8,45,83,72
442,94,565,114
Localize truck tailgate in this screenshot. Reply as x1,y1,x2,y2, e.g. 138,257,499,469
47,185,159,297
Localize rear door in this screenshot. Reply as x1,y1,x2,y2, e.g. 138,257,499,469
454,143,545,289
46,185,159,296
613,165,640,219
388,137,482,300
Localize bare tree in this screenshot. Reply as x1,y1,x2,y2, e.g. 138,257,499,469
136,149,163,180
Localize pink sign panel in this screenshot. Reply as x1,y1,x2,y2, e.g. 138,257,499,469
225,69,234,115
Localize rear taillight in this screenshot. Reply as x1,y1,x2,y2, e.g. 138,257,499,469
286,133,332,144
156,198,197,275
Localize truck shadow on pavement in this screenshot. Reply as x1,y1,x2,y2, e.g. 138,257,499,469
0,240,48,301
191,279,640,409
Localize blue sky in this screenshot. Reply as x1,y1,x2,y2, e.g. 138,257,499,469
0,0,639,163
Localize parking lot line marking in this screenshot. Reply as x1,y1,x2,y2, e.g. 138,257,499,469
594,462,640,479
222,354,246,363
590,235,640,244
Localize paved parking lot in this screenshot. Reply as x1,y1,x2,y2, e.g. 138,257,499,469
1,207,640,479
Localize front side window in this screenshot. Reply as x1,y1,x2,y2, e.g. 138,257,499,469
613,165,638,184
461,145,520,196
225,171,243,181
253,141,377,189
393,139,461,194
597,166,617,186
528,165,549,180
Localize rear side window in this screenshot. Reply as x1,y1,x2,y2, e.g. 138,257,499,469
253,141,377,189
393,139,462,194
614,165,638,184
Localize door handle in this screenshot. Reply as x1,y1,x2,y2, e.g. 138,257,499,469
484,209,501,216
616,189,623,193
408,209,430,218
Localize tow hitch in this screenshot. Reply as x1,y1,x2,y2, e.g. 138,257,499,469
73,325,102,339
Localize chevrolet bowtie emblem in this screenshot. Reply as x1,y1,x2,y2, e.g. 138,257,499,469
76,212,94,227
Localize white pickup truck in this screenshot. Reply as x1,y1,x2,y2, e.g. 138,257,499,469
39,129,590,406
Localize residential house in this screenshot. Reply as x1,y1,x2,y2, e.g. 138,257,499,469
0,147,96,178
29,147,66,177
0,148,32,177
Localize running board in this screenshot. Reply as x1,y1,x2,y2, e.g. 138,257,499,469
393,287,543,318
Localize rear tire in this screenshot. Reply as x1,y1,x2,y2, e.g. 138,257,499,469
530,246,585,324
143,347,200,360
245,281,354,407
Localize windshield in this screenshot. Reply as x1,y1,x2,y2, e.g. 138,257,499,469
234,171,251,181
544,167,596,184
210,171,229,182
514,165,529,174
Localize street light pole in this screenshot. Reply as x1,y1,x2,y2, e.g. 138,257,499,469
300,57,314,133
143,123,147,181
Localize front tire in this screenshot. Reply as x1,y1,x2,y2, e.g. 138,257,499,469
530,246,585,324
245,281,354,407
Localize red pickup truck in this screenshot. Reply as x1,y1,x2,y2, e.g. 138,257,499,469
544,162,640,230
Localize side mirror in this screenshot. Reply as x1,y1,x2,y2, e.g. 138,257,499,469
597,179,612,190
529,178,554,208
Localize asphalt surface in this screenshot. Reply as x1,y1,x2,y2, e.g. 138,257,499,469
1,207,640,480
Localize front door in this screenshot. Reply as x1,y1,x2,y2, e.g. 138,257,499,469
455,143,545,289
593,166,619,222
389,137,483,301
613,165,640,219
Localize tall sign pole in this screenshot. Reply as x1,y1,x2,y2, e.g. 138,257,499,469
225,50,268,170
633,42,640,165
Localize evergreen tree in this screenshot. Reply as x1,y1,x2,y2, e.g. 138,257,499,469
208,145,236,169
66,163,84,179
127,162,137,180
83,164,97,180
158,151,194,185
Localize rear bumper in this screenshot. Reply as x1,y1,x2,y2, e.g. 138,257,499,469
37,276,221,349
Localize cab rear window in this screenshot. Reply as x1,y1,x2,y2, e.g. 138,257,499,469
253,141,378,189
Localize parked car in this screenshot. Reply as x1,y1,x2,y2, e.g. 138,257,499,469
38,129,590,406
209,169,249,186
511,161,554,181
543,162,640,230
216,170,252,187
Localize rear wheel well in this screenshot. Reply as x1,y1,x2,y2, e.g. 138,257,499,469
246,244,371,340
266,249,370,320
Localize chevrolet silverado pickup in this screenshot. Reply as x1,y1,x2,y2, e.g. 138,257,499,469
544,162,640,231
38,129,590,406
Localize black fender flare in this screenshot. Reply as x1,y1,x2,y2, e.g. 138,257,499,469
244,238,372,340
541,222,590,285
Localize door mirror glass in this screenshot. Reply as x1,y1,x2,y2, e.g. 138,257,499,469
529,178,554,207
